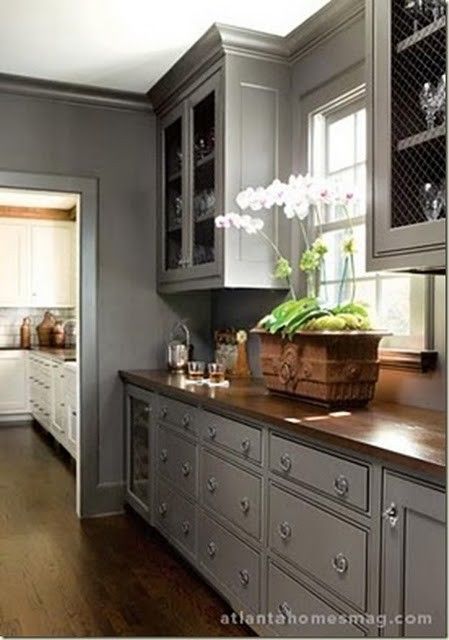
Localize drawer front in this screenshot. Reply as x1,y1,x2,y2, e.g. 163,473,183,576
201,450,262,540
201,411,262,463
269,484,367,610
199,511,260,612
157,424,197,498
270,434,368,511
267,562,365,637
156,395,198,436
155,478,196,558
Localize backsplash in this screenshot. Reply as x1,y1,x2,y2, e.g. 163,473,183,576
0,308,75,347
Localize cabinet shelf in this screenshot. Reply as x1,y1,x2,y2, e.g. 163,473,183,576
193,213,215,224
194,151,215,169
167,170,182,182
397,15,446,53
397,124,446,151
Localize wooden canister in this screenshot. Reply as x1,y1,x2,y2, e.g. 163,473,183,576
36,311,56,346
52,320,65,347
20,317,31,349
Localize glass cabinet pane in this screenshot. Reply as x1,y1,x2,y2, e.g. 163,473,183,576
192,91,216,266
164,117,184,271
129,396,150,506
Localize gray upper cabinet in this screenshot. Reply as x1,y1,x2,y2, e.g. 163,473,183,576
151,25,291,292
381,471,446,637
366,0,446,272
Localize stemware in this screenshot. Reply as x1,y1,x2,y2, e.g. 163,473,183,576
425,0,446,21
436,74,446,124
420,82,439,129
420,182,445,221
404,0,424,31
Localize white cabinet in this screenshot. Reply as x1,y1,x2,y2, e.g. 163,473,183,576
64,364,78,458
0,350,28,414
0,218,75,307
0,221,29,306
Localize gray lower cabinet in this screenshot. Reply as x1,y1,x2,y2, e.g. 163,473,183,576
381,471,446,637
124,386,446,637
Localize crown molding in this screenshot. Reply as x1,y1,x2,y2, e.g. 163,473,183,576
0,73,152,113
285,0,365,64
148,23,288,114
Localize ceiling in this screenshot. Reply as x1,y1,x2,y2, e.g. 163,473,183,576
0,0,331,93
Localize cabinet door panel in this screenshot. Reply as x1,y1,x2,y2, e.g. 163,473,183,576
0,351,27,413
30,223,75,306
127,395,151,510
381,472,446,636
0,221,29,305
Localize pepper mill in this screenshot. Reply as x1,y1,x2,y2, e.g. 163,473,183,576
20,317,31,349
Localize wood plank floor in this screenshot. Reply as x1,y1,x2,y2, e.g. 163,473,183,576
0,422,252,637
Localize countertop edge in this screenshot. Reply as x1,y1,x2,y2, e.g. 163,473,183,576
119,370,446,483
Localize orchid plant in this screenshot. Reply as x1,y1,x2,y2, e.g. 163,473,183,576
216,174,372,334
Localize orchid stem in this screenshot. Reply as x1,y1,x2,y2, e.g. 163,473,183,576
338,257,348,306
258,230,297,300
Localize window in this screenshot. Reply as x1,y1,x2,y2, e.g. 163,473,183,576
310,92,427,349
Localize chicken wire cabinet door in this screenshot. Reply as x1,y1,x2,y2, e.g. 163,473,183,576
381,471,446,637
126,390,152,515
367,0,446,271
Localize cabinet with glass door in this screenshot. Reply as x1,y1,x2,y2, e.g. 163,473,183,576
367,0,446,271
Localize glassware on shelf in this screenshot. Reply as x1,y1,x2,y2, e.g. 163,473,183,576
193,189,216,222
420,81,440,129
436,74,446,124
404,0,424,32
175,149,183,170
420,181,445,221
425,0,446,21
194,128,215,163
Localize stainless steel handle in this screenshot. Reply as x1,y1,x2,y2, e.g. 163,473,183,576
182,413,191,428
241,438,250,454
240,497,250,514
181,520,190,535
207,476,218,493
208,425,217,439
332,553,349,574
279,452,292,472
278,602,293,620
160,448,168,463
278,521,292,540
207,541,217,557
382,502,398,528
159,406,168,419
334,474,349,497
158,502,168,516
238,569,249,586
181,461,191,477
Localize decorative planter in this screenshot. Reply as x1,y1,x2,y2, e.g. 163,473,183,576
253,329,388,408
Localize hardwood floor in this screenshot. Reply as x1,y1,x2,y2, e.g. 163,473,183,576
0,422,252,637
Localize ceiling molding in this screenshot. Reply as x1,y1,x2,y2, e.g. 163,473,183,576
285,0,365,64
148,23,288,113
0,72,153,113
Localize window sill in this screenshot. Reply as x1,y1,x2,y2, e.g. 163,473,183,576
379,349,438,373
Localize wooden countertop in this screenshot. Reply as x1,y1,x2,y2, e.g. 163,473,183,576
120,370,446,482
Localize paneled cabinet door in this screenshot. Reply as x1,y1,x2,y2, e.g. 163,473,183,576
0,351,28,413
30,222,75,307
0,220,29,306
381,472,446,636
126,389,152,514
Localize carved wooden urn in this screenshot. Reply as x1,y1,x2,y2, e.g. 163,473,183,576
253,329,388,408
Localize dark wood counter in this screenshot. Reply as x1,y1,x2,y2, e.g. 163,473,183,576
120,370,446,481
31,346,76,361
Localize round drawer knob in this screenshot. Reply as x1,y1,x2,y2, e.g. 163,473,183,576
160,406,168,419
208,425,217,440
278,602,293,620
240,497,250,514
332,552,349,574
207,476,218,493
238,569,249,586
207,541,217,557
382,502,398,528
182,413,191,428
160,448,168,463
334,474,349,497
279,452,292,472
278,521,292,540
181,520,190,535
241,438,250,454
181,461,191,477
158,502,168,517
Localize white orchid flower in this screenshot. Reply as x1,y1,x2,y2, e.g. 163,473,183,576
235,187,254,210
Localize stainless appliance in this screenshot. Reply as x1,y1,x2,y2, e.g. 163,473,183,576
167,321,190,371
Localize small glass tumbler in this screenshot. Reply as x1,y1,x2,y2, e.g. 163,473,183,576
187,360,205,380
208,362,226,384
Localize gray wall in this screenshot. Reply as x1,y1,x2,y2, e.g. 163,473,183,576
212,12,446,412
0,89,210,508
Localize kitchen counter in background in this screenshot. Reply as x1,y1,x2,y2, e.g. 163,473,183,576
120,370,445,481
30,346,76,361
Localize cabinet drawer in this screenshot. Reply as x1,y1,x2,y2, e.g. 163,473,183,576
270,434,369,511
156,395,198,436
201,411,262,463
269,483,367,611
199,511,260,613
155,478,196,558
157,424,197,498
201,450,262,540
267,562,365,637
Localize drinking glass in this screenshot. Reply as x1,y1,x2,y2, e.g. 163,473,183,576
208,362,226,384
187,361,205,380
405,0,424,31
436,74,446,123
425,0,446,20
420,82,439,129
421,182,445,221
